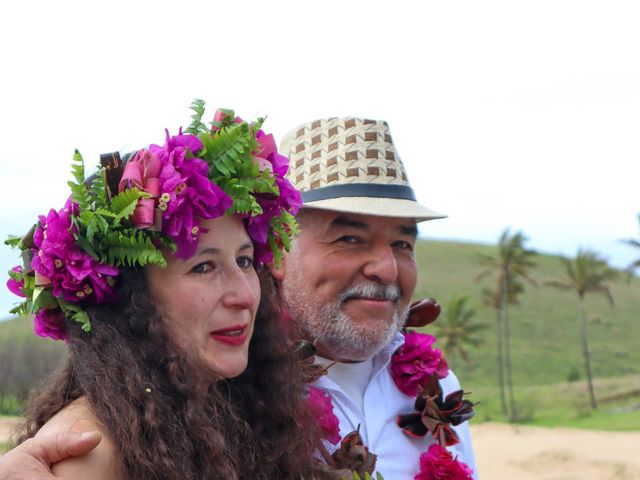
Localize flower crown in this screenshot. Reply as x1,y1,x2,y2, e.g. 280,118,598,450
5,100,301,341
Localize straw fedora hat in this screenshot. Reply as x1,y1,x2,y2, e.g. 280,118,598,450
280,117,446,222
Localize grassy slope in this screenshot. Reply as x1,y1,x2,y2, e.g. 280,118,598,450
1,239,638,428
414,239,640,428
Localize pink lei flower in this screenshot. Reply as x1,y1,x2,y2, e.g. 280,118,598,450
246,130,302,263
390,331,449,397
31,203,119,305
34,308,67,341
306,386,341,445
148,129,233,259
6,266,26,298
415,444,474,480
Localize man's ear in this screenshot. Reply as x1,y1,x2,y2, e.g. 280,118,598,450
267,253,286,281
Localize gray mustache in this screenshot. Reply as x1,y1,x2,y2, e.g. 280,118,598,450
339,283,401,303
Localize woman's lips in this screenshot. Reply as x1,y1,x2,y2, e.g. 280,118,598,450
210,324,249,346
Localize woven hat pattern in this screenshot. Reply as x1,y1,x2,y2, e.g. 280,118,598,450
282,117,410,193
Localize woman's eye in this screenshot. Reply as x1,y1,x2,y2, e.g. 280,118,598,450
236,256,254,269
192,262,214,274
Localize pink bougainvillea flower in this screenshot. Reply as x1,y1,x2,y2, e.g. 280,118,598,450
31,205,118,306
33,308,67,342
390,331,449,397
306,386,341,445
7,266,26,298
415,444,474,480
150,130,232,259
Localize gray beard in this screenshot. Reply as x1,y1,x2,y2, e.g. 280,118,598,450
293,282,408,361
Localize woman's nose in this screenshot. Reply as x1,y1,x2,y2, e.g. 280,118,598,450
221,268,259,310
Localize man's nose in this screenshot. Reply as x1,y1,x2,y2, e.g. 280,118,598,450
362,245,398,284
222,268,259,310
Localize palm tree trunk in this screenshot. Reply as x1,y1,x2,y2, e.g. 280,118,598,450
502,272,518,421
579,295,598,409
495,307,508,417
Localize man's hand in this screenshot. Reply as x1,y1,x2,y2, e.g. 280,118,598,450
0,431,101,479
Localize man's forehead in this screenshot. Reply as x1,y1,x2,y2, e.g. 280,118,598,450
302,208,418,235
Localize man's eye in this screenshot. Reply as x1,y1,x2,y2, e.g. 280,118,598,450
393,240,414,251
192,262,214,274
337,235,360,244
237,256,254,269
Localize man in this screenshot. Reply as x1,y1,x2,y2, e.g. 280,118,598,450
0,117,477,479
274,117,477,479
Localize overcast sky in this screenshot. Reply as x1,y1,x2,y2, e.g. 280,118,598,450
1,0,638,315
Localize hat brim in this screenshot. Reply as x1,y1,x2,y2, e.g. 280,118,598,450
301,197,447,222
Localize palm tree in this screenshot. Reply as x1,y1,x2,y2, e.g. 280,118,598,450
434,295,486,368
476,229,537,421
480,280,524,417
545,248,618,410
622,213,640,280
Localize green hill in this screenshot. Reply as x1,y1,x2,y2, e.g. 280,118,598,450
1,239,638,427
413,239,639,387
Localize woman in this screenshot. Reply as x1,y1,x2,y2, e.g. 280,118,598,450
7,102,322,479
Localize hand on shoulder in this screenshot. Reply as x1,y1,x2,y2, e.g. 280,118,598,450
36,397,125,480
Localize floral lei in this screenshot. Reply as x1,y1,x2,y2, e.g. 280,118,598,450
304,300,476,480
5,100,301,341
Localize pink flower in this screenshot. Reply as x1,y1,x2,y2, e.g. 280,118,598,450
118,149,162,228
7,266,26,298
415,444,474,480
150,130,233,259
246,130,302,263
33,308,67,341
306,386,341,445
31,204,118,305
390,331,449,397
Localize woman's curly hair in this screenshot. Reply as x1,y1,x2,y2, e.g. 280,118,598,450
17,266,322,479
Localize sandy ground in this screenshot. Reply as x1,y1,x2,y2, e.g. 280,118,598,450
470,423,640,480
2,418,640,478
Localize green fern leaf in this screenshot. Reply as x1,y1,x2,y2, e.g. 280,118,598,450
5,235,22,247
67,149,91,211
104,230,166,268
89,167,108,209
109,188,147,221
185,98,207,135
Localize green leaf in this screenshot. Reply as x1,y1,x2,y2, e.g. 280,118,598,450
4,235,22,248
104,230,166,267
60,301,92,332
9,301,30,316
30,287,58,313
89,166,108,209
184,98,208,136
68,149,91,211
75,234,100,259
109,188,147,220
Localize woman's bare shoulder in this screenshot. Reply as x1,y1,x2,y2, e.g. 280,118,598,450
36,397,126,479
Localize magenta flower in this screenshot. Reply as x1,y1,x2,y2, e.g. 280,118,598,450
33,308,67,341
306,386,341,445
150,130,232,259
118,149,162,228
7,266,26,298
245,130,301,263
31,205,118,305
415,444,474,480
390,331,449,397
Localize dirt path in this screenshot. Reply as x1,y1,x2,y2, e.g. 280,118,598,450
470,422,640,479
0,416,20,444
2,417,639,478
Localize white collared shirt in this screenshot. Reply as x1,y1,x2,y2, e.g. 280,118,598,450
313,332,479,479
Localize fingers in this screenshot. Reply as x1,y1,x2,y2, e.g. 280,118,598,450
22,431,102,466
